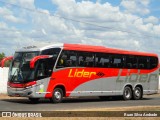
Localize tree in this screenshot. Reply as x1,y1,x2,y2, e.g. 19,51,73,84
0,52,11,67
0,52,5,61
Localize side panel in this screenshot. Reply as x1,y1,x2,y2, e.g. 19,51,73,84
45,68,120,98
44,67,159,98
34,78,51,98
69,77,118,96
116,68,159,95
148,70,159,94
116,69,140,95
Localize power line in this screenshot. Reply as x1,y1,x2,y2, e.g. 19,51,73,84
0,0,159,39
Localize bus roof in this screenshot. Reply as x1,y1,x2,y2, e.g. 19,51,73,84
64,43,158,57
16,43,63,52
15,43,158,57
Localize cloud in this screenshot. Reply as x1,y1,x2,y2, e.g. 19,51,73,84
0,0,160,58
120,0,150,15
0,7,26,23
7,0,35,8
144,16,159,24
4,15,26,23
0,21,8,29
53,0,121,22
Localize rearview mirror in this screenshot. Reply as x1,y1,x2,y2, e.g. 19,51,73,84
0,56,13,68
30,55,53,69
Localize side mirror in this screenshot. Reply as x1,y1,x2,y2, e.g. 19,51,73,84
0,56,13,68
30,55,52,69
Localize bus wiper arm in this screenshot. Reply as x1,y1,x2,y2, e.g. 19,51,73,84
10,68,18,82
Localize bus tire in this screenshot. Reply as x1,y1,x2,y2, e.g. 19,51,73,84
50,88,63,103
29,98,40,103
133,87,142,100
123,86,132,100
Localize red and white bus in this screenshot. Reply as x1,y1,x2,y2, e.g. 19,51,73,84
1,43,159,103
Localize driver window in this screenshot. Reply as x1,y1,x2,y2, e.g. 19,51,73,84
36,58,53,79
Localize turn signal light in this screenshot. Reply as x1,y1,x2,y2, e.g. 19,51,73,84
24,81,36,87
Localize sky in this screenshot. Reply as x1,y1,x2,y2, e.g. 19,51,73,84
0,0,160,57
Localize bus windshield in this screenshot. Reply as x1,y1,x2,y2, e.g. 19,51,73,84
9,52,39,83
9,48,61,83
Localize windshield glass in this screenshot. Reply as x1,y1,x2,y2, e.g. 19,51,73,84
9,48,61,83
9,52,39,83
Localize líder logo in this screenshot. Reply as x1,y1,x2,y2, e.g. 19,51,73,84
68,69,96,78
96,72,105,77
68,69,105,78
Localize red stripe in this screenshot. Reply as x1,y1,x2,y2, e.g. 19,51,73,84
63,43,158,57
45,67,158,98
8,81,36,88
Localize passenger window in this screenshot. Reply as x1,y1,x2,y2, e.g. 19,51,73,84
138,56,149,69
110,55,124,68
95,53,110,68
56,50,77,68
78,52,94,67
125,55,138,69
149,57,158,69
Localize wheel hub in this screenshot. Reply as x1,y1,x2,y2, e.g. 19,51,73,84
54,91,61,100
135,89,140,97
125,89,131,98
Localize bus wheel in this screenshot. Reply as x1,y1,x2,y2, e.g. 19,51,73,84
133,87,142,100
123,86,132,100
29,98,40,103
50,88,63,103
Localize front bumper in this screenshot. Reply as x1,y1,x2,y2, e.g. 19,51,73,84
7,86,35,98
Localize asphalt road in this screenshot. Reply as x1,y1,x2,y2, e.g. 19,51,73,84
0,95,159,111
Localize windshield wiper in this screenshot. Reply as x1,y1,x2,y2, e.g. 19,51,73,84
17,69,23,81
10,68,18,82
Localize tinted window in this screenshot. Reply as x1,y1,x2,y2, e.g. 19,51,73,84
149,57,158,69
56,50,77,68
78,52,94,67
110,55,124,68
33,48,61,78
125,55,158,69
55,50,159,70
138,56,149,69
95,53,110,68
125,55,138,69
41,48,61,56
36,58,53,80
